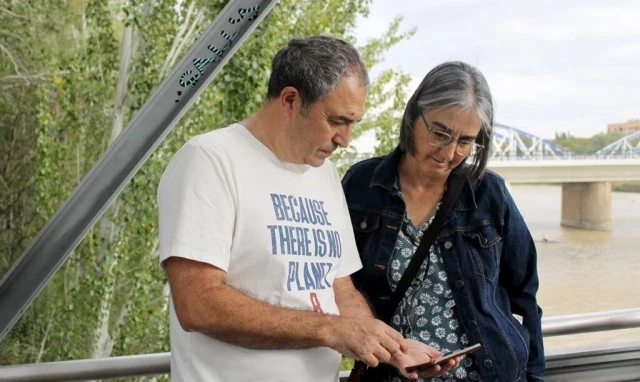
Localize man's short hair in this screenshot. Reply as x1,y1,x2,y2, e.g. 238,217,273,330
266,35,369,111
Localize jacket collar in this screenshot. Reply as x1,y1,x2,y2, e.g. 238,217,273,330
369,146,478,211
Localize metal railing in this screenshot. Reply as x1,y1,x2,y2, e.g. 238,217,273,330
0,354,171,382
340,341,640,382
542,308,640,337
543,341,640,382
1,308,639,381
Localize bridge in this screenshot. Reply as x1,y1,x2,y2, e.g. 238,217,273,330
489,124,640,231
488,158,640,184
488,158,640,231
491,123,575,159
491,123,640,160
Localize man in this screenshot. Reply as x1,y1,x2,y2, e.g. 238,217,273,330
158,36,452,381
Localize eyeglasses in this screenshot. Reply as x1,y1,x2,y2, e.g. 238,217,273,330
420,113,484,157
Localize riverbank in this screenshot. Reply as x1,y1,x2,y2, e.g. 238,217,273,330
613,181,640,193
530,182,640,193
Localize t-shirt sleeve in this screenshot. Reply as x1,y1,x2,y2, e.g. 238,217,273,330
157,139,235,272
334,205,362,278
327,163,362,278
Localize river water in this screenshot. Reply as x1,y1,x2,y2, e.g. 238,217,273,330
509,184,640,350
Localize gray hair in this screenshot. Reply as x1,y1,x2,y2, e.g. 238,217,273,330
399,61,494,182
266,36,369,112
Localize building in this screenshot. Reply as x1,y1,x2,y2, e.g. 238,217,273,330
607,119,640,135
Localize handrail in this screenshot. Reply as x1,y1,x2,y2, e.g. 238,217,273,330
0,353,170,382
542,308,640,337
1,308,639,381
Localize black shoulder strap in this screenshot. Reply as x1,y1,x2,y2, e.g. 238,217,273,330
380,174,466,323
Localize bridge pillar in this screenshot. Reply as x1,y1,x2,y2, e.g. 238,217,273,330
561,182,612,231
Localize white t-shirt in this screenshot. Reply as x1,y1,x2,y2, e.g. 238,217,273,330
158,123,362,382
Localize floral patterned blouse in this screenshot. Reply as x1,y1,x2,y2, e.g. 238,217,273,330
387,180,481,382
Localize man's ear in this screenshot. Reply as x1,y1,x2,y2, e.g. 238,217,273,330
280,86,300,120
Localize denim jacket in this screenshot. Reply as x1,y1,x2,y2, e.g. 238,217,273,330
341,147,545,382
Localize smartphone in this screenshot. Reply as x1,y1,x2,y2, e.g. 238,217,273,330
405,343,482,373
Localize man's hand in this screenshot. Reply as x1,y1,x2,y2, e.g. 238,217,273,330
389,339,459,380
326,317,407,368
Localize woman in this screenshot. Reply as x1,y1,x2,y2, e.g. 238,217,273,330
342,61,544,382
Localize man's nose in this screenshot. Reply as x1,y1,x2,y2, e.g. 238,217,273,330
333,125,352,149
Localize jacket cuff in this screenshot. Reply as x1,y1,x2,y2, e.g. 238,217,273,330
526,373,544,381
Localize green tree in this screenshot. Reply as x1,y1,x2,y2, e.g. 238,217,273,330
333,16,415,173
553,131,626,155
587,132,625,153
330,16,417,171
0,0,87,363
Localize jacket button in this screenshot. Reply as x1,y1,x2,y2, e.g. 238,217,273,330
444,241,453,249
412,279,422,287
402,325,411,335
415,236,421,244
455,280,465,289
483,359,493,368
359,220,368,229
469,320,477,329
374,264,386,271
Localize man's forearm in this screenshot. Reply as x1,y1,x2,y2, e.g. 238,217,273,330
334,276,374,319
184,282,338,349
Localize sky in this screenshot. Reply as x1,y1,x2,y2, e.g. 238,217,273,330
350,0,640,152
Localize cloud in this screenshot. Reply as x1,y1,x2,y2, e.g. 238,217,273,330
500,19,577,42
352,0,640,143
604,44,640,60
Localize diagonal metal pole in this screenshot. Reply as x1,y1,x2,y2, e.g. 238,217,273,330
0,0,280,342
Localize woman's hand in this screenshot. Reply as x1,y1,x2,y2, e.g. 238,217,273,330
388,338,460,380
